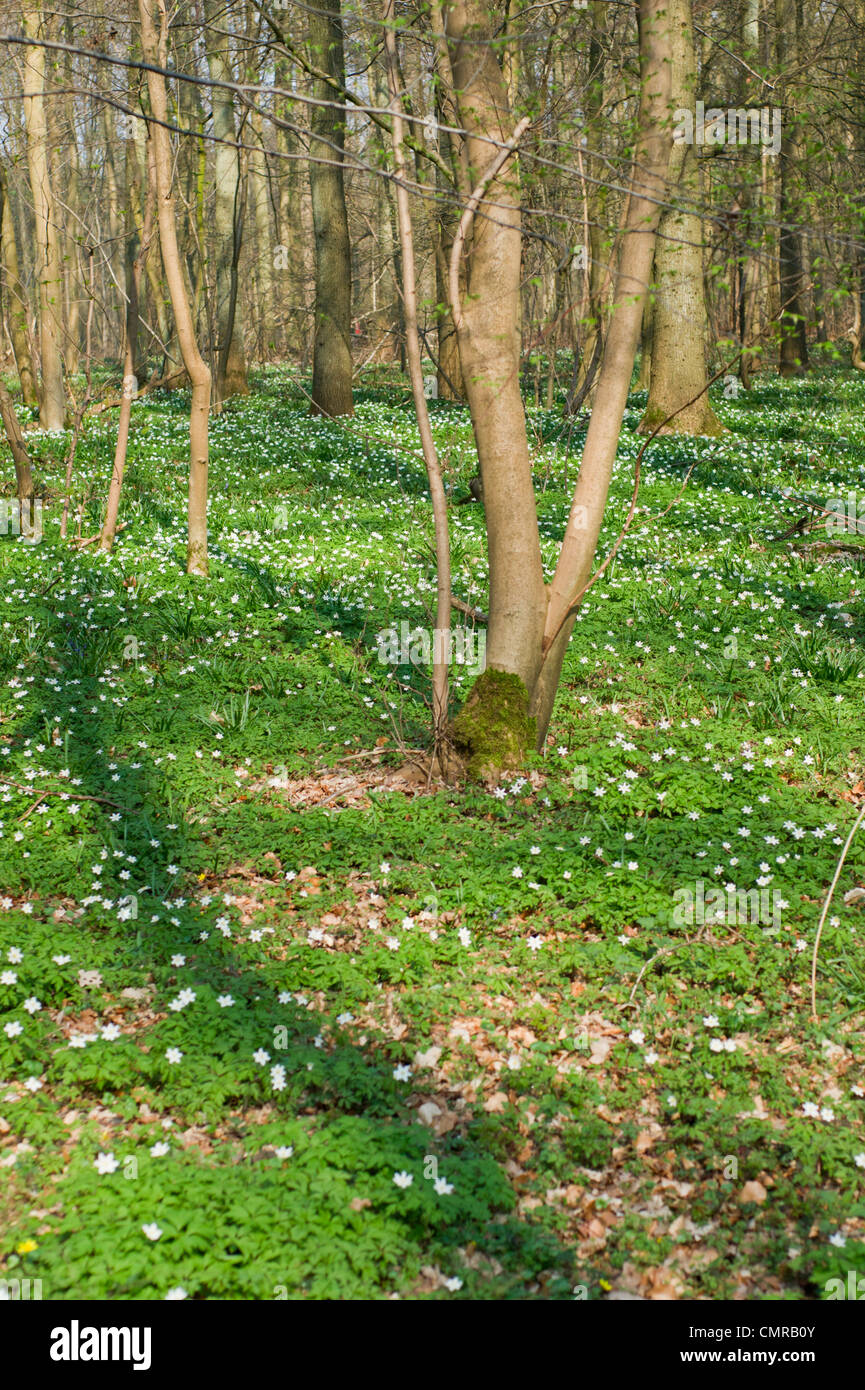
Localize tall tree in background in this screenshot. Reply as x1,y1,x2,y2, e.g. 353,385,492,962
639,0,723,435
20,5,66,430
570,0,610,412
63,18,82,375
0,173,34,504
429,1,466,401
138,0,211,575
775,0,809,375
0,168,38,407
99,111,153,554
308,0,353,416
384,0,451,742
204,0,249,403
248,106,275,361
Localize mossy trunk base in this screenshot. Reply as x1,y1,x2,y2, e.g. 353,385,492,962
637,397,727,436
450,669,535,782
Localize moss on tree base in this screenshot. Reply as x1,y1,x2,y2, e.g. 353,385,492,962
637,401,727,437
450,668,536,781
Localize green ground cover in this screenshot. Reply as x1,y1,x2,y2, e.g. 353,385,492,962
1,361,864,1299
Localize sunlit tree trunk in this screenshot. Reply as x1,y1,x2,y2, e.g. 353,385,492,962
529,0,674,746
21,4,66,429
445,0,674,771
444,0,546,699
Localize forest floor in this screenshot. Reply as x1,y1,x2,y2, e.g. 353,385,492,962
1,357,864,1300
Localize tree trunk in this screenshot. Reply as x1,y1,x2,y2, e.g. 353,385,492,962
638,0,723,435
0,376,34,500
249,109,275,361
429,14,466,400
775,0,808,376
204,0,248,403
63,25,81,376
444,2,547,708
138,0,211,575
0,169,38,406
99,144,150,553
445,0,673,773
21,5,66,430
636,291,653,389
308,0,353,416
384,0,451,743
569,2,610,413
138,125,173,368
529,0,674,746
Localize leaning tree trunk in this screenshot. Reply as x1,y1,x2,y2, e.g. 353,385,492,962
308,0,353,416
138,0,211,575
447,0,674,775
638,0,723,435
0,377,34,501
204,0,248,403
21,5,66,430
775,0,808,376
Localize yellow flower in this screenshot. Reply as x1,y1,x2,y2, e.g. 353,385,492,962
599,1278,611,1292
16,1239,38,1255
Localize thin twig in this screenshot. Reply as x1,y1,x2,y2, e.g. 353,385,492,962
811,799,865,1022
450,593,488,623
0,776,127,810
